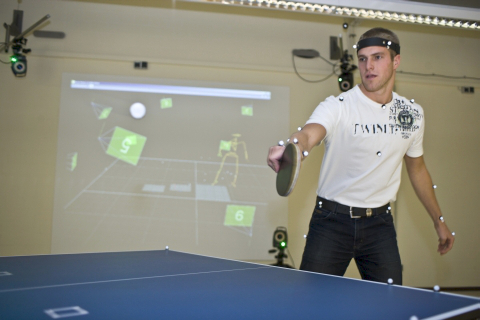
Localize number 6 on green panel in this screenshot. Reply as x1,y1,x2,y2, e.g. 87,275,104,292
224,205,255,227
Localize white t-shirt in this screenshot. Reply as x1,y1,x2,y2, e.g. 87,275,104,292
305,85,425,208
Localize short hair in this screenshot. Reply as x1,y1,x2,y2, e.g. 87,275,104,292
358,27,400,59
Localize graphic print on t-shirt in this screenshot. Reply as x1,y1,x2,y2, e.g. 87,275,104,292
390,99,423,139
353,98,423,140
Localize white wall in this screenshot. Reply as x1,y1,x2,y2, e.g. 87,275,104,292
0,0,479,288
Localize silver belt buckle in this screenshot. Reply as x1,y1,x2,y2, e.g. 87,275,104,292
349,207,361,219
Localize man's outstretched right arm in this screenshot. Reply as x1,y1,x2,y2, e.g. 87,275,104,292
267,123,327,172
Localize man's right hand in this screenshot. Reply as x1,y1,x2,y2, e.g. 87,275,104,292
267,123,327,173
267,145,286,173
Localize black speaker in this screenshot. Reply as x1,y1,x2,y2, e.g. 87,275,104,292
329,36,341,60
11,54,27,77
272,226,288,249
10,10,24,37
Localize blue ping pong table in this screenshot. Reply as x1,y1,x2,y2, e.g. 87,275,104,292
1,249,479,319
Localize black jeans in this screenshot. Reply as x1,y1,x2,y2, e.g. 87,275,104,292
300,202,403,285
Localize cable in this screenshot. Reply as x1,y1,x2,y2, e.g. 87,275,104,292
397,70,480,81
0,43,10,64
286,247,296,269
292,54,337,83
293,54,480,85
317,52,337,67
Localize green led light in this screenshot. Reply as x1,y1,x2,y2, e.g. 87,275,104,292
281,241,286,247
338,77,343,82
10,56,18,63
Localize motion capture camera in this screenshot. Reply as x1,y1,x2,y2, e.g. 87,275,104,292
11,53,27,77
269,226,293,268
338,50,357,92
338,72,354,91
10,41,29,77
272,226,288,249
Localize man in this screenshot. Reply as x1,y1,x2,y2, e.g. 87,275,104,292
267,27,454,285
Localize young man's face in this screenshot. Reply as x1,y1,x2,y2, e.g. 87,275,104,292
357,46,400,93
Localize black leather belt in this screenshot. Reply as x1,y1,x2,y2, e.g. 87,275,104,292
316,196,391,218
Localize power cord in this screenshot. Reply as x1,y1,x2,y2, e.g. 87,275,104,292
286,247,296,269
397,70,480,81
292,54,338,83
0,43,10,64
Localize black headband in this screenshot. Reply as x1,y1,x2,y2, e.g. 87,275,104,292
354,37,400,55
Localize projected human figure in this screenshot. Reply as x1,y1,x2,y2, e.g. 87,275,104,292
212,133,248,187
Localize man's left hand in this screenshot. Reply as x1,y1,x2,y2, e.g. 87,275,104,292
435,221,455,255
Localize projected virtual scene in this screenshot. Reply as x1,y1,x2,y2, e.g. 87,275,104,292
52,74,289,260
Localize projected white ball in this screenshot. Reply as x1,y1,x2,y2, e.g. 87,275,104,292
129,102,146,119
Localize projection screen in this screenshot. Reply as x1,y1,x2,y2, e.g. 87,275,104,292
52,73,289,260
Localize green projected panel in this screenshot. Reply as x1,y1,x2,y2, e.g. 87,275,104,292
224,205,255,227
241,105,253,116
98,107,112,119
67,152,78,171
218,140,231,154
106,127,147,166
160,98,173,109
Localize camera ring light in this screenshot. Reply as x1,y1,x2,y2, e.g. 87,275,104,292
13,61,26,73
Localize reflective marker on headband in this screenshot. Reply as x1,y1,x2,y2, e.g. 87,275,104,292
353,37,400,55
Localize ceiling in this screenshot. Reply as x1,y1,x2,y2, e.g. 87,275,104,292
185,0,480,22
304,0,480,20
404,0,480,10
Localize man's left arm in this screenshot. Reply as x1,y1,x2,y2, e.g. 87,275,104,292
404,155,454,255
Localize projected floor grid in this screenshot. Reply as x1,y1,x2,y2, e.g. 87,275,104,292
64,156,270,240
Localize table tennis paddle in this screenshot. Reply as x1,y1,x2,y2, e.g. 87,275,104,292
276,142,302,197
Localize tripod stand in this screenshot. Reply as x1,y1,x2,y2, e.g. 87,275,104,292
269,247,293,268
